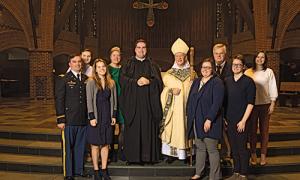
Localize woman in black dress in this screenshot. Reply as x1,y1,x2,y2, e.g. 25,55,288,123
86,59,117,180
224,54,256,180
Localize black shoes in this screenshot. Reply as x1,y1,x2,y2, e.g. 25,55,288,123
64,177,74,180
94,170,101,180
93,169,111,180
101,169,111,180
74,173,92,178
221,158,232,167
163,156,176,164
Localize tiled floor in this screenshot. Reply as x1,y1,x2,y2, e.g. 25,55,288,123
0,98,59,135
0,97,299,134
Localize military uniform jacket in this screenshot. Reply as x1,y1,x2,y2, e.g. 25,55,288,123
55,71,88,126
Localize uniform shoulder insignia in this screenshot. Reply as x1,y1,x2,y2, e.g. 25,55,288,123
58,74,65,77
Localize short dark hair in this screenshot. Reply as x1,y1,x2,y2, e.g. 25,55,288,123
200,57,216,75
81,48,92,55
252,51,268,71
232,54,245,65
68,53,81,62
135,39,147,48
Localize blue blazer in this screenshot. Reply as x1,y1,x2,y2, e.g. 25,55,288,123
186,75,224,140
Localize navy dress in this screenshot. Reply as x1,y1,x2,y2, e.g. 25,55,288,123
87,88,113,146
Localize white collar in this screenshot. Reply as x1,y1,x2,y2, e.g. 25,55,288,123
172,61,190,69
135,56,146,61
71,70,81,78
216,61,226,67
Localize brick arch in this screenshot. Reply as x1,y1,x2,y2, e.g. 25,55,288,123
53,41,80,57
0,31,28,51
53,52,72,58
0,0,33,49
276,1,300,50
281,27,300,49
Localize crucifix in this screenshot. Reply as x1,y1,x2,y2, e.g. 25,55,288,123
133,0,168,27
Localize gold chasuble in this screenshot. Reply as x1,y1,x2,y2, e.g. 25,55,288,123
160,68,192,160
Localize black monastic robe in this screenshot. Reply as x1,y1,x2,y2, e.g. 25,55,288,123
120,56,163,163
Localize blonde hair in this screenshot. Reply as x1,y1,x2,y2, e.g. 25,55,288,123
213,43,227,54
92,58,115,90
110,46,121,55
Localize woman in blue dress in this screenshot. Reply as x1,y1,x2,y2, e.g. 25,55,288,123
86,58,117,180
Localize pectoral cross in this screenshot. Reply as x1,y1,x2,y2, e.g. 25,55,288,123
133,0,168,27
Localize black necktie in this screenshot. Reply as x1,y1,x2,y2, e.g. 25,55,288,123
77,74,81,81
216,65,221,75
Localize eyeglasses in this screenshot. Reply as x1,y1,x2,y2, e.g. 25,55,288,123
232,64,243,68
201,66,212,70
214,53,225,56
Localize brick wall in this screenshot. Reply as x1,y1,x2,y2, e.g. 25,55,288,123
0,0,299,98
29,51,53,99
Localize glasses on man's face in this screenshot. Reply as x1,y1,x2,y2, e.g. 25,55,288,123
232,64,243,68
201,66,212,70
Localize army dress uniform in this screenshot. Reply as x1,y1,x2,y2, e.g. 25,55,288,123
55,71,88,178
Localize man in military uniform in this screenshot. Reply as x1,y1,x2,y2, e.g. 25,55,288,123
55,55,88,180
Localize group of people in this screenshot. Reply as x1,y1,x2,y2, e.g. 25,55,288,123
55,47,123,180
55,38,278,180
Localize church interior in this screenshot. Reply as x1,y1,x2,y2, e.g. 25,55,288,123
0,0,299,179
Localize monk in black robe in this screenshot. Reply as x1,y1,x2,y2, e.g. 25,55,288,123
120,39,163,163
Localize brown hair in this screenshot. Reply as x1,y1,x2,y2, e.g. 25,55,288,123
92,58,115,90
252,51,268,71
68,53,81,62
232,54,245,65
200,58,216,76
135,39,147,48
81,48,92,55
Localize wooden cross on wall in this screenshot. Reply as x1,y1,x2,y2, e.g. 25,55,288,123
133,0,168,27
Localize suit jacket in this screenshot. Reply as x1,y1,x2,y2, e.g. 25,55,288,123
55,71,88,126
186,75,224,140
217,61,233,81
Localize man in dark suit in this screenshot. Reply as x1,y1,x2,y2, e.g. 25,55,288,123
55,55,88,180
213,43,232,80
212,43,233,166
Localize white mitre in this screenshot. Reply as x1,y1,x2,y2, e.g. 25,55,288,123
171,38,189,55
